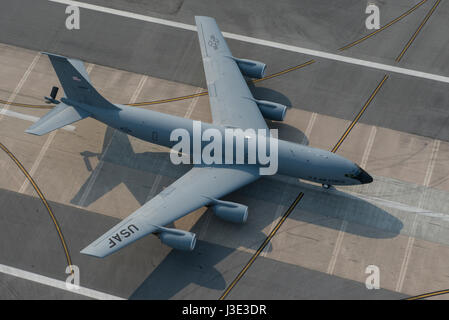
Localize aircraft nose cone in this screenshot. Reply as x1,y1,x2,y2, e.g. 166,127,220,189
355,167,373,184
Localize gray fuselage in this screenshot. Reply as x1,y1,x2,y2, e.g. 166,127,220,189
77,101,371,186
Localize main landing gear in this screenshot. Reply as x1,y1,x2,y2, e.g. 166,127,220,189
322,184,331,189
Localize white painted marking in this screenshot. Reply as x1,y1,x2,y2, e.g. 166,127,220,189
146,170,164,202
49,0,449,84
423,140,440,188
78,74,147,207
19,63,94,194
85,63,94,75
395,139,441,292
0,263,123,300
347,192,449,222
327,220,348,275
19,131,56,194
302,112,317,145
0,109,75,131
184,87,203,119
130,75,148,104
360,126,377,168
0,54,40,121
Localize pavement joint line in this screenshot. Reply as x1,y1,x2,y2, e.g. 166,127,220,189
0,263,124,300
327,219,348,275
0,54,40,121
360,126,377,169
48,0,449,84
302,112,317,145
395,139,440,292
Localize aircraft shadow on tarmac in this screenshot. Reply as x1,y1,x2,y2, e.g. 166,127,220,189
71,117,309,206
129,178,403,299
249,85,308,144
73,124,402,237
248,84,293,109
71,124,403,299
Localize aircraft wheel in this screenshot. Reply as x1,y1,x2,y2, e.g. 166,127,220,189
322,184,331,189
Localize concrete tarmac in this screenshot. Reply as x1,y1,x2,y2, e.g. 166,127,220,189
0,0,448,299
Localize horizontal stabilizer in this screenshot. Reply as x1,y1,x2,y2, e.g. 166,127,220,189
26,102,90,136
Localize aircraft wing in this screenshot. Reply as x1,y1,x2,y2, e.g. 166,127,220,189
81,164,260,258
195,16,268,130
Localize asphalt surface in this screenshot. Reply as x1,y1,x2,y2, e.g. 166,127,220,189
0,187,406,299
1,0,449,142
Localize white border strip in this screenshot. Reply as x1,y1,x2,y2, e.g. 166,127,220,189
49,0,449,84
0,263,124,300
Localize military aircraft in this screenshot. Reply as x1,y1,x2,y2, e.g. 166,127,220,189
26,16,372,258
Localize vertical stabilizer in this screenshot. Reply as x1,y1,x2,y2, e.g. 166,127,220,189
42,53,117,109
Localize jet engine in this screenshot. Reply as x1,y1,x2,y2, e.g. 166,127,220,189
254,99,287,121
211,199,248,224
234,58,267,79
158,227,197,251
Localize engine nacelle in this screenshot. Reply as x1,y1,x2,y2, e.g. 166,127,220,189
211,199,248,224
254,99,287,121
159,227,197,251
234,58,266,79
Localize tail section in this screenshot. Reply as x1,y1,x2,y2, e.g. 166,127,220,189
26,53,117,136
43,53,116,109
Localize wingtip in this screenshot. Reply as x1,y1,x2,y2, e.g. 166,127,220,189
80,247,104,258
194,16,215,23
25,127,42,136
